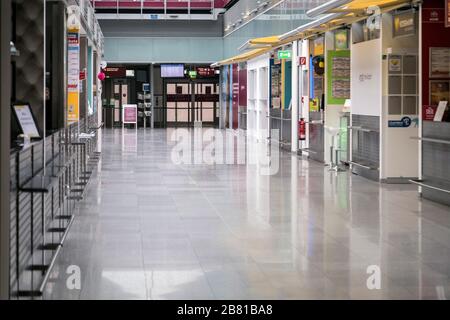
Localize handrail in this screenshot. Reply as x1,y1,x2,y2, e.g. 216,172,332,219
348,126,378,133
409,179,450,194
410,136,450,145
349,160,379,170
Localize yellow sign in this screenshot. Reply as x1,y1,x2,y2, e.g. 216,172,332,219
314,37,324,56
67,92,79,123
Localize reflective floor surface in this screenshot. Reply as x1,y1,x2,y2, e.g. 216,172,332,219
44,128,450,300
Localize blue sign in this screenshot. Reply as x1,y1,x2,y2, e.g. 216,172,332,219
149,14,158,20
388,116,415,128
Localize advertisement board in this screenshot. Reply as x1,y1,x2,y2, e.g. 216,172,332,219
123,104,138,124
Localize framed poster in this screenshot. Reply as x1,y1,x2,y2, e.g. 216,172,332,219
334,29,348,50
446,0,450,27
429,47,450,78
12,103,41,139
327,50,351,105
430,80,450,105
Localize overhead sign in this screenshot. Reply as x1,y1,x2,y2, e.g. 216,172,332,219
277,50,292,60
105,67,126,78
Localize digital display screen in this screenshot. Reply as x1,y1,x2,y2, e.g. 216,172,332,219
161,64,185,78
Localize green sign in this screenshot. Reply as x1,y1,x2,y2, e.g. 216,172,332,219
189,71,197,79
277,50,292,60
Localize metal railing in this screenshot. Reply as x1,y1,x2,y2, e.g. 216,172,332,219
9,116,102,299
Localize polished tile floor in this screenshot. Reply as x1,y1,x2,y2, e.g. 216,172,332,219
44,128,450,300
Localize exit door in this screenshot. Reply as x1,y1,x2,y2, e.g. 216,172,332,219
112,80,129,126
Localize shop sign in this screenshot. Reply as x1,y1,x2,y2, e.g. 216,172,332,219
277,50,292,60
423,105,438,121
67,28,79,124
388,116,417,128
393,10,416,38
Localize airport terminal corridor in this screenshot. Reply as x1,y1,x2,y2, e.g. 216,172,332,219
42,128,450,300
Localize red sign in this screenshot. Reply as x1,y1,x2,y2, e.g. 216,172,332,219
423,105,437,121
299,57,307,66
79,70,86,81
104,67,126,78
423,8,444,24
123,106,137,123
197,67,216,77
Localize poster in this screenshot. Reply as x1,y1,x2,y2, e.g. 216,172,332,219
446,0,450,27
393,10,416,38
388,55,402,72
123,104,138,124
430,80,450,105
430,47,450,78
334,29,348,50
327,50,351,105
314,37,324,56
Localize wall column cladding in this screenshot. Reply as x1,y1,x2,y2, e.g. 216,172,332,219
14,0,45,128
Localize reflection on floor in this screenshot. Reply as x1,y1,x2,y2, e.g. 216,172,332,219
44,128,450,300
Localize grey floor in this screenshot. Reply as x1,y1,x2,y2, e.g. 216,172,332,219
44,128,450,300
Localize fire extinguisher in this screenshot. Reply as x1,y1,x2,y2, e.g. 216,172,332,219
298,118,306,141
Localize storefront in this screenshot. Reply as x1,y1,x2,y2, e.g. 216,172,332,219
413,0,450,205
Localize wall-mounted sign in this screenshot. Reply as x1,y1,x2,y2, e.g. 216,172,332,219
313,37,324,56
299,57,307,66
430,48,450,78
79,69,86,80
430,80,450,105
388,55,402,72
12,103,41,138
277,50,292,60
388,116,416,128
423,105,438,121
423,8,444,24
189,71,198,79
67,28,79,124
334,29,349,50
393,10,416,38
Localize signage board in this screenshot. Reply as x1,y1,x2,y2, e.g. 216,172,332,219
105,67,126,78
393,10,416,38
12,103,41,138
189,71,198,79
123,104,138,124
423,105,438,121
67,30,79,124
299,57,307,66
277,50,292,60
388,116,415,128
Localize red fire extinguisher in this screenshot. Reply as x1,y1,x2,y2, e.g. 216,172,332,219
298,118,306,141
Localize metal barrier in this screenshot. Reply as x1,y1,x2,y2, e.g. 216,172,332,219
9,117,102,298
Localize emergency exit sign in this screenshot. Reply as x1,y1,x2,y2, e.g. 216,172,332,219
278,50,292,59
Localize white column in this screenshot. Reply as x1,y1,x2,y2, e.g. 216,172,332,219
291,40,299,152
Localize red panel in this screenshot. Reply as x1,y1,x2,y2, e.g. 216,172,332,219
232,64,239,129
93,1,226,9
421,0,450,108
238,68,247,107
